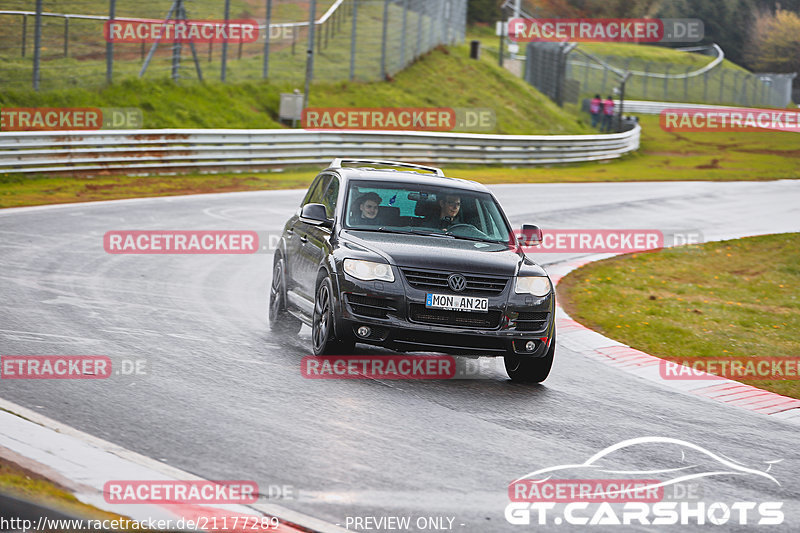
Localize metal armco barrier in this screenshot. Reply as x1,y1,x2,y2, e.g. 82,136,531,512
0,127,640,176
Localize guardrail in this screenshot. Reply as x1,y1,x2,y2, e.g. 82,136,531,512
0,127,641,176
618,100,771,114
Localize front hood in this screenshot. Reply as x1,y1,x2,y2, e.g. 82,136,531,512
342,230,525,276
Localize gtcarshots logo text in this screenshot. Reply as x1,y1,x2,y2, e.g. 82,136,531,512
505,437,784,526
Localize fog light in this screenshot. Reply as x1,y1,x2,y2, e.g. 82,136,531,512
357,326,371,338
525,340,536,351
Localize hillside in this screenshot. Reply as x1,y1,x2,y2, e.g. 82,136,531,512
0,44,590,134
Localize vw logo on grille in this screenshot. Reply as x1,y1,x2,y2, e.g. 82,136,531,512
448,273,467,292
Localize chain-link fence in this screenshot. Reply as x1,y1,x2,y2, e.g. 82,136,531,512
565,47,794,108
0,0,466,92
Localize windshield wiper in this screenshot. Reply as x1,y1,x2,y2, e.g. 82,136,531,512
351,227,454,238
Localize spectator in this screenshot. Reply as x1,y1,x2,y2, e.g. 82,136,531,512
601,95,615,132
589,94,602,128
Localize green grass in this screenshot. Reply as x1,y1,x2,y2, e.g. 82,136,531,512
0,44,589,134
0,455,141,527
557,233,800,399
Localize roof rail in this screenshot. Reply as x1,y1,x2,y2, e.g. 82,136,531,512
329,158,444,177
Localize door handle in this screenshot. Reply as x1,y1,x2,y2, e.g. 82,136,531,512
300,235,308,244
287,227,294,234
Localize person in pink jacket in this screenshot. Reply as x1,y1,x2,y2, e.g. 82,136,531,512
601,95,615,132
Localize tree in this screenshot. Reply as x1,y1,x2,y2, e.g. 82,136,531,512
468,0,502,24
745,8,800,72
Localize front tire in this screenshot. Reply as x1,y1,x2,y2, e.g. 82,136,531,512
504,334,555,383
312,276,354,355
269,255,302,335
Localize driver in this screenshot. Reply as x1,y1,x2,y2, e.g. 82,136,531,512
425,194,461,230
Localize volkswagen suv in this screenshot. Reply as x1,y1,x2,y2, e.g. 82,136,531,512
269,159,556,382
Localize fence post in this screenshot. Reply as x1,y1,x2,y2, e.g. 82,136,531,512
221,0,230,81
718,70,726,102
172,0,183,81
600,65,607,94
400,0,408,68
22,15,27,57
64,17,69,58
261,0,272,79
33,1,43,90
703,70,708,101
106,0,116,85
643,62,650,98
303,0,317,110
350,0,358,80
684,65,691,100
415,0,422,59
380,0,389,79
663,64,670,100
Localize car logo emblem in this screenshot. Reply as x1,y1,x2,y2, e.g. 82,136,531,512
448,273,466,292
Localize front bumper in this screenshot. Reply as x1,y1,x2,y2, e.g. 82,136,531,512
333,269,555,357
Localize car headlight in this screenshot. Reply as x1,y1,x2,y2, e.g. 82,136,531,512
343,259,395,282
515,276,551,296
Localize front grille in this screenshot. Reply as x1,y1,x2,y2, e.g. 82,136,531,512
345,293,396,319
409,304,501,329
401,268,508,295
515,311,549,332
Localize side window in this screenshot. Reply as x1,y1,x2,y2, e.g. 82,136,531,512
302,174,331,206
320,176,340,218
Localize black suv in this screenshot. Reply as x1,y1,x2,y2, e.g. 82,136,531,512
269,159,556,382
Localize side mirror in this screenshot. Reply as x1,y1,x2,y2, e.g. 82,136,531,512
518,224,543,247
300,203,333,228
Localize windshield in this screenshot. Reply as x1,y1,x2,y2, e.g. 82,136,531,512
343,180,511,243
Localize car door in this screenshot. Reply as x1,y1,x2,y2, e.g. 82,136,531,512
297,174,339,297
286,174,329,297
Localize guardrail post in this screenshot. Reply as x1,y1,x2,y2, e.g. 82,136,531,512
33,0,43,90
350,0,358,80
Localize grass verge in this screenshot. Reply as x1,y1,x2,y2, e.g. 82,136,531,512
0,455,136,526
557,233,800,399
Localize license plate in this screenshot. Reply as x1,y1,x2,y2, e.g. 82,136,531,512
426,293,488,313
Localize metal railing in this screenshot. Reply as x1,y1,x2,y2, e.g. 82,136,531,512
0,126,640,176
0,0,467,90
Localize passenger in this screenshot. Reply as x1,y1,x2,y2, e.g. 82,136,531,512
353,192,382,225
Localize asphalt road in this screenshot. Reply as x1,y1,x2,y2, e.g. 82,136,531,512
1,180,799,532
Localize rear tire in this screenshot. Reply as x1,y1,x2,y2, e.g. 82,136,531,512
504,334,555,383
269,255,302,335
312,276,355,355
